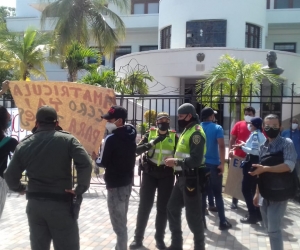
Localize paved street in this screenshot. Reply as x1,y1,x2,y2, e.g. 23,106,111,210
1,186,300,250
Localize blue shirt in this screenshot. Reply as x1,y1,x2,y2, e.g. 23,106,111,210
259,136,297,171
201,121,224,165
241,130,266,156
281,129,300,160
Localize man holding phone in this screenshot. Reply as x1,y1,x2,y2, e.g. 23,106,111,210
201,107,232,230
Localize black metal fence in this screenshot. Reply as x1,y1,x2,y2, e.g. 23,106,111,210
4,82,300,187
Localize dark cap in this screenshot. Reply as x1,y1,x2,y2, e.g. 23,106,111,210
156,112,170,121
101,105,127,121
36,105,58,123
250,117,263,130
201,107,217,119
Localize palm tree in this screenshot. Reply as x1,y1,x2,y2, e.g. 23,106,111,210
65,41,100,82
196,54,280,121
122,70,153,95
0,27,50,80
40,0,128,55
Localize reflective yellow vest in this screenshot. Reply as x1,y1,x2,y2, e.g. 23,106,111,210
174,124,206,171
147,128,176,166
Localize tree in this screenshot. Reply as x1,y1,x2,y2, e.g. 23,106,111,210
80,68,118,87
0,27,50,80
65,41,100,82
0,6,16,23
196,54,280,121
40,0,128,55
122,70,153,95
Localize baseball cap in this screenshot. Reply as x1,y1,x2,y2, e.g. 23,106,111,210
201,107,217,119
156,112,170,121
36,105,58,123
101,105,127,121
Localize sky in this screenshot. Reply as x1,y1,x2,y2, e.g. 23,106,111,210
0,0,16,8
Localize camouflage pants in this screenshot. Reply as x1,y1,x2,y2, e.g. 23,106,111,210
107,184,132,250
0,177,8,219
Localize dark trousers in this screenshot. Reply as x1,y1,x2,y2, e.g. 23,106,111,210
26,199,79,250
242,155,261,218
134,169,174,242
167,177,205,250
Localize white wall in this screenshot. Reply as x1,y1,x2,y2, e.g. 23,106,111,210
16,0,43,17
159,0,267,49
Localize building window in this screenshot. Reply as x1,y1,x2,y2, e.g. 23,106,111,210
161,26,171,49
113,46,132,69
245,23,261,48
267,0,271,9
274,43,296,53
131,0,159,14
140,46,158,51
274,0,300,8
186,20,227,47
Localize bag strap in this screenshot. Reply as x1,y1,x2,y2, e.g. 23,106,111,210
0,137,11,149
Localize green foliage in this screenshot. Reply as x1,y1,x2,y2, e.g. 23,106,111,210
40,0,128,55
144,110,157,125
0,6,16,23
137,122,150,135
196,54,280,120
65,41,100,82
0,27,51,80
122,70,153,95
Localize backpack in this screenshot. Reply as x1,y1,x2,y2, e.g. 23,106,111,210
258,151,299,202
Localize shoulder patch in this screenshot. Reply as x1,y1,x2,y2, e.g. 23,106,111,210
195,125,202,131
150,127,156,131
192,134,201,145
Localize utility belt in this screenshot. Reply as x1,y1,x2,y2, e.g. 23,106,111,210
142,160,173,173
174,165,207,178
26,192,73,202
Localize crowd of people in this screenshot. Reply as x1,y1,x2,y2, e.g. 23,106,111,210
0,86,299,250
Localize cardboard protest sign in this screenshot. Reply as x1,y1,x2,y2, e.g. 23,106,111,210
224,156,245,201
9,81,116,153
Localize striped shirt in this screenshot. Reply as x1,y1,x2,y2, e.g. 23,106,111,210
259,135,297,171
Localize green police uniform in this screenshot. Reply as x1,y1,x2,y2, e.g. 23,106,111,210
167,122,206,250
132,128,177,248
4,127,92,250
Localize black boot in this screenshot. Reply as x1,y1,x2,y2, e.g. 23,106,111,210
129,239,143,249
156,240,167,250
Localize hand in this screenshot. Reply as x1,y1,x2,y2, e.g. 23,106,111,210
91,151,97,161
249,164,266,176
228,150,234,158
232,142,245,149
253,193,260,207
164,157,176,167
217,164,224,175
65,189,76,195
2,80,9,92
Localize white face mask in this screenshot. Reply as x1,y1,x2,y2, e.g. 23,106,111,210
106,119,118,134
244,115,252,123
292,123,298,130
247,123,252,132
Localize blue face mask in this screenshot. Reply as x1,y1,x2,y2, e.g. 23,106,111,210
6,120,11,129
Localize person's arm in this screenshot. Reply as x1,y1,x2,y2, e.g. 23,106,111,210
136,132,166,156
241,134,259,155
178,131,205,169
69,137,92,195
98,135,114,169
217,138,225,173
4,147,26,193
229,123,238,157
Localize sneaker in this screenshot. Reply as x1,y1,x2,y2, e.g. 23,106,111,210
208,206,218,212
129,240,143,249
230,203,238,209
240,215,258,224
219,220,232,230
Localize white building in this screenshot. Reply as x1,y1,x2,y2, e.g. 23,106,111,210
5,0,300,128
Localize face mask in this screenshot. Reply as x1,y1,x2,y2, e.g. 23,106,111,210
244,115,252,123
264,128,280,139
105,120,118,134
247,123,252,132
292,123,298,130
178,115,190,129
157,122,169,132
6,120,11,129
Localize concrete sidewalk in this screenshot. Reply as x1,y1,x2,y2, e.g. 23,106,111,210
1,187,300,250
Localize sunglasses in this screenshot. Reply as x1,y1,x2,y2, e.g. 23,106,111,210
264,126,280,131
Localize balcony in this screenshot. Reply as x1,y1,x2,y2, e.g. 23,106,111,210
267,8,300,24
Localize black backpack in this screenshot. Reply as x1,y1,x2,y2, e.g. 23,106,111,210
258,151,299,202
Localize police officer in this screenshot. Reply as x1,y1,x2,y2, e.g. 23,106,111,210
165,103,206,250
4,105,92,250
130,112,177,250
